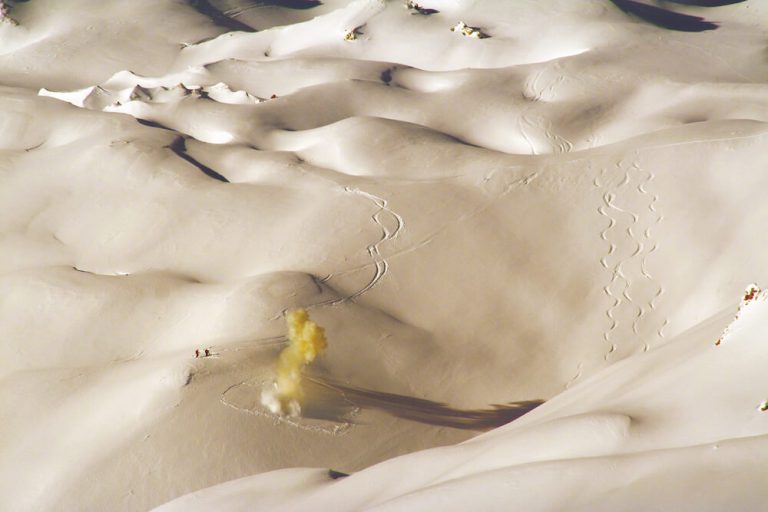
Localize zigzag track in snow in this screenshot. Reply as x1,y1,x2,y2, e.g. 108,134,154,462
300,186,403,312
336,187,403,302
596,162,638,360
596,159,667,361
631,162,666,348
522,63,572,154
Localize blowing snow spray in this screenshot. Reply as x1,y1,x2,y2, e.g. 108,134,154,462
261,309,328,417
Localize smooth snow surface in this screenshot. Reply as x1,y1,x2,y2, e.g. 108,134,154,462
1,0,767,510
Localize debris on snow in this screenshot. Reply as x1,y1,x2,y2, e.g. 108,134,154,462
344,26,364,41
405,1,439,15
450,21,489,39
0,0,18,25
715,284,764,346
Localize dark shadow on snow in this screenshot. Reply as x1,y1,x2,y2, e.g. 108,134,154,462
302,376,544,431
328,469,349,480
168,136,230,183
262,0,322,8
136,118,174,131
187,0,258,32
663,0,746,6
609,0,724,31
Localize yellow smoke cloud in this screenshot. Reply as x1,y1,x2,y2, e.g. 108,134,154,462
262,308,328,417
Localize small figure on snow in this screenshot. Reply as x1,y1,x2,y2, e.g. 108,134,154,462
204,348,210,357
195,349,200,358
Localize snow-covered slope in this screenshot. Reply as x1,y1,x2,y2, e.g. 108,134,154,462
155,288,768,511
1,0,767,510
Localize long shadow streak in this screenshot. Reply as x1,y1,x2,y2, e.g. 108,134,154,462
168,136,230,183
303,376,544,431
186,0,258,32
609,0,720,31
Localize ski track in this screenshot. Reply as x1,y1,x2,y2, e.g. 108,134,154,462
631,162,667,349
343,187,404,302
230,185,402,436
596,161,635,361
315,169,537,314
595,159,666,362
519,114,540,155
218,185,403,434
523,63,572,154
219,380,354,436
298,186,403,312
565,362,583,389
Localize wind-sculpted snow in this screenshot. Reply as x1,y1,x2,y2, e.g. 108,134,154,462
1,0,768,510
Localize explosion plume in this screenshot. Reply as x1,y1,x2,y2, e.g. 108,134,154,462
261,308,328,417
258,309,543,429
